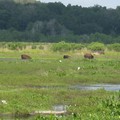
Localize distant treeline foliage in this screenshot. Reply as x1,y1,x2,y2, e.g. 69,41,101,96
0,1,120,43
0,0,36,4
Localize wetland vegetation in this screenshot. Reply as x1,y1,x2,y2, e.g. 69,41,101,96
0,42,120,119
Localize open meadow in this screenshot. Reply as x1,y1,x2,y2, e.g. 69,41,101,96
0,42,120,119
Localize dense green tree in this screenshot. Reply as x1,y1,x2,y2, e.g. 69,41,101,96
0,1,120,43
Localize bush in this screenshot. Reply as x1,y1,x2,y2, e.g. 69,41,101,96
31,45,37,49
107,43,120,52
38,45,44,50
51,41,71,52
51,41,84,52
71,43,84,50
0,42,7,49
7,42,26,50
88,42,105,51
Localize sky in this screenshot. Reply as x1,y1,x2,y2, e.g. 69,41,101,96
40,0,120,8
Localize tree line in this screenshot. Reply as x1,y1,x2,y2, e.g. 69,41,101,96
0,0,120,43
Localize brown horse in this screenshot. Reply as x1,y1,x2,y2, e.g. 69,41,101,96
21,54,31,60
63,55,70,59
84,53,94,59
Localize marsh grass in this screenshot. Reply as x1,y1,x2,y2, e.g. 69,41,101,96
0,52,119,86
1,88,119,119
0,42,120,119
0,87,110,113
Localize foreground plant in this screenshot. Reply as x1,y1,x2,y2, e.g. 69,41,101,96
34,91,120,120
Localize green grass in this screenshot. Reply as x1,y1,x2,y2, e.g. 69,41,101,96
0,52,120,86
0,43,120,119
0,88,120,119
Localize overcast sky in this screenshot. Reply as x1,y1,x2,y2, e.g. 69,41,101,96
40,0,120,8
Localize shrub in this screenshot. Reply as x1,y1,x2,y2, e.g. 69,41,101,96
38,45,44,50
107,43,120,52
51,41,71,52
71,43,84,50
31,45,37,49
6,42,26,50
7,43,19,50
0,42,7,49
51,41,84,52
88,42,105,51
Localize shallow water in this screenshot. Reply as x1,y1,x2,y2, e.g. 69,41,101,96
0,58,19,61
53,105,66,111
25,84,120,91
70,84,120,91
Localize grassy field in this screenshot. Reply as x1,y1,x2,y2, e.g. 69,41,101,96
0,43,120,119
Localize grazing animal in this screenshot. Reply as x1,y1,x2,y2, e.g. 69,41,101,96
21,54,31,60
84,53,94,59
63,55,70,59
